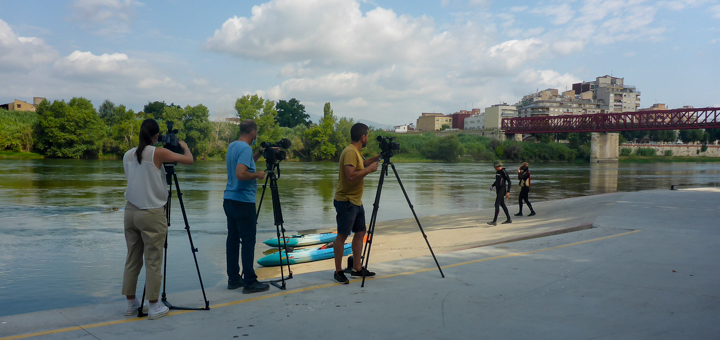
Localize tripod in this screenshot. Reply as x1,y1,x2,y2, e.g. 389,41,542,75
360,155,445,287
138,163,210,316
256,161,293,290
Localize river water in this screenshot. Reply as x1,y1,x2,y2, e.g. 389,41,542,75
0,159,718,316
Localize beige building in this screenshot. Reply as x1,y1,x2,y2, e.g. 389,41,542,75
573,76,640,113
0,97,45,112
416,113,452,131
485,104,517,129
516,89,602,118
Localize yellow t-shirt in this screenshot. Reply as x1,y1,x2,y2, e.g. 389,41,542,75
334,145,365,206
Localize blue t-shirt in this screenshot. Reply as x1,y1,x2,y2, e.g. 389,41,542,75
224,141,257,203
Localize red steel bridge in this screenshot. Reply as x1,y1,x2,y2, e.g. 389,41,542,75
501,107,720,134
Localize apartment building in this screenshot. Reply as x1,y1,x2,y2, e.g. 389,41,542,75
573,75,641,113
416,113,452,131
485,104,517,129
516,89,602,118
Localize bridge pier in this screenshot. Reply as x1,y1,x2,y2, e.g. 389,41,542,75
590,132,619,163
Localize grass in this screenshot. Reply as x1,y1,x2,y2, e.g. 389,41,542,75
0,151,44,159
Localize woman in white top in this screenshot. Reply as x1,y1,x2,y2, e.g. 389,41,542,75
122,119,193,320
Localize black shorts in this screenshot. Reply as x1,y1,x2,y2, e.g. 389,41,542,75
333,200,366,236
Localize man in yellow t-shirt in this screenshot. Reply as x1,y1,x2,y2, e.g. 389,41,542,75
332,123,381,284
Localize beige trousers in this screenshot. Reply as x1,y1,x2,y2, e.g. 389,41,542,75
122,201,167,301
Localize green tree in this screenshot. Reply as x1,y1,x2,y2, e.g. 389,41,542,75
679,129,704,143
102,104,139,156
98,99,116,125
234,94,281,146
143,101,181,120
180,104,212,158
305,102,337,160
440,124,450,131
0,109,38,152
276,98,310,128
35,98,106,158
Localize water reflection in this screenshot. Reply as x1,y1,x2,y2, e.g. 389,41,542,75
590,162,619,193
0,159,719,316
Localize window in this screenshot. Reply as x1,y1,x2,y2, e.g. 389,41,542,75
17,104,21,108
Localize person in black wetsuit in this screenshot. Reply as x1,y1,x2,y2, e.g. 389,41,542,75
515,162,536,217
488,160,511,226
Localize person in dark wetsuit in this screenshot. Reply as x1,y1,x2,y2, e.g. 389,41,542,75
488,160,511,226
515,162,536,217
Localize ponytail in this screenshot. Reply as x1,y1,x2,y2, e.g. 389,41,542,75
137,119,160,164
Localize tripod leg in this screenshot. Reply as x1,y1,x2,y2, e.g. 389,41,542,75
172,173,210,310
256,175,270,216
390,163,444,278
361,161,388,287
269,172,292,289
161,186,171,304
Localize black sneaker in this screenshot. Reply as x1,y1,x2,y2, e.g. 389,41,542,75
514,212,523,216
487,221,497,226
242,281,270,294
350,268,375,277
227,280,244,290
502,219,512,224
334,271,349,284
528,211,536,216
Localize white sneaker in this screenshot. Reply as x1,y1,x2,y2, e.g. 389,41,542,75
125,299,149,316
148,303,169,320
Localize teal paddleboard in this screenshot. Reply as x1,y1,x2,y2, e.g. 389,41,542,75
263,232,337,248
257,243,351,267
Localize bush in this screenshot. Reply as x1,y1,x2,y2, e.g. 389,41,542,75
634,148,657,157
620,148,633,156
664,149,673,157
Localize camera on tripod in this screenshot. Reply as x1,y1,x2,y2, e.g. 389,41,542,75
159,121,184,154
261,138,292,165
377,135,400,158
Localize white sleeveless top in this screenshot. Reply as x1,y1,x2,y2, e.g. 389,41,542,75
123,146,168,209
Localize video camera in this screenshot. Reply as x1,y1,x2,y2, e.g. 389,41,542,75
159,121,184,154
377,135,400,159
261,138,292,166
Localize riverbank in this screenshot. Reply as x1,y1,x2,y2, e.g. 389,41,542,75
620,156,720,163
2,188,719,339
0,151,43,159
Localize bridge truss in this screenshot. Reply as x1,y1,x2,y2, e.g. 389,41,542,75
502,107,720,134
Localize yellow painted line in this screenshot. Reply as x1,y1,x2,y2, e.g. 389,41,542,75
1,229,640,340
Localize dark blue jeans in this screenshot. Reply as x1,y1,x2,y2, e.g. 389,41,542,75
223,199,258,285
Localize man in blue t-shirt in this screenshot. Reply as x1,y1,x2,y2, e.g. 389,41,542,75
224,119,269,294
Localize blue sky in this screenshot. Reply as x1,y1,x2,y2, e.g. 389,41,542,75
1,0,719,125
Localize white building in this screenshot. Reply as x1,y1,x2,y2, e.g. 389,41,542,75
394,125,408,133
464,114,485,130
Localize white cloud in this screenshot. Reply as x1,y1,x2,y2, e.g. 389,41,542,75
711,4,720,19
624,51,637,57
657,0,710,11
488,38,545,70
205,0,449,68
0,19,58,72
54,50,184,90
70,0,143,35
551,40,585,54
515,69,581,89
509,6,528,12
532,3,576,25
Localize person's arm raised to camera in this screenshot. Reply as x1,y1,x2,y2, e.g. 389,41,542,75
363,153,381,167
345,162,378,182
154,141,194,168
236,163,266,181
